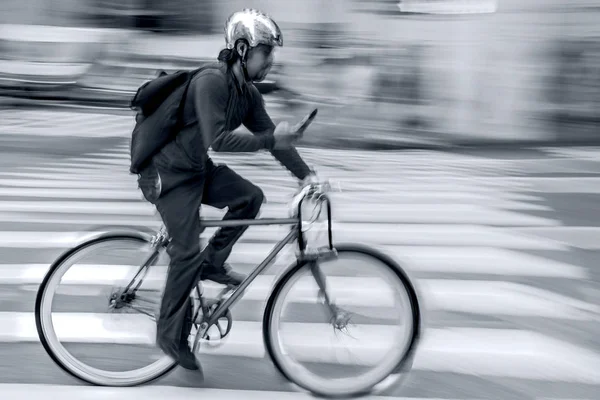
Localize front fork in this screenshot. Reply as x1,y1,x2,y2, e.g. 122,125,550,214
299,248,351,329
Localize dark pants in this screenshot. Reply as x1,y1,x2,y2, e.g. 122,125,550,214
141,159,264,362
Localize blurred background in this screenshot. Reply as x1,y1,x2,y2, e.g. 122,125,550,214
1,0,599,147
0,1,600,399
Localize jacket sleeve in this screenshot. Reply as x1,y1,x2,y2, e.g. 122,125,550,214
193,72,275,152
243,85,313,180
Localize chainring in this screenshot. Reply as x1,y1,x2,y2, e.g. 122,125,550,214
197,302,233,348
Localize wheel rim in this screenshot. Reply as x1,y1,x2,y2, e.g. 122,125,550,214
38,238,176,386
268,251,416,396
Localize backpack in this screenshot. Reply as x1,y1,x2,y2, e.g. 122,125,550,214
128,68,199,175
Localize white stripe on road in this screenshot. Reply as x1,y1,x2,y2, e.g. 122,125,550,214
1,314,599,383
0,384,402,400
36,163,123,171
233,224,570,250
31,162,522,183
515,227,600,251
0,201,156,215
0,178,139,188
0,213,160,228
294,192,549,211
1,264,595,318
0,188,145,200
384,246,587,278
0,176,542,202
0,244,586,279
0,175,546,205
85,152,132,159
29,155,517,172
0,200,561,226
4,128,129,138
21,166,127,174
41,157,129,166
227,174,534,189
508,177,600,194
421,280,599,318
209,177,533,197
22,261,600,318
0,241,587,280
0,172,117,181
0,187,552,212
0,200,160,216
0,226,570,250
48,162,132,172
397,0,497,13
544,147,600,160
0,185,552,211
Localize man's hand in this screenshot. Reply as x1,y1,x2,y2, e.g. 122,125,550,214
273,121,302,150
299,170,319,189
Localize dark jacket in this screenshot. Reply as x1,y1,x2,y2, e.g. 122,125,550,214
151,62,312,193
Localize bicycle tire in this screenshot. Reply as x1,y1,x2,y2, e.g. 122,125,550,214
263,243,421,398
34,230,177,386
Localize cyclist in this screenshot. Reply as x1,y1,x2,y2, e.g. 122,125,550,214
138,8,317,375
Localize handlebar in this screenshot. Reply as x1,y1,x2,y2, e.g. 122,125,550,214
285,179,340,252
288,179,340,217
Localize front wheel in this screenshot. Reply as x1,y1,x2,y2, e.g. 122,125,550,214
263,244,421,398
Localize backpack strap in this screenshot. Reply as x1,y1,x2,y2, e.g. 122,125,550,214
174,66,205,130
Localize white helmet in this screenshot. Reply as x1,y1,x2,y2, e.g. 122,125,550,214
224,9,283,50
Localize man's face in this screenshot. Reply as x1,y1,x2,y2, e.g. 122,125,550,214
245,45,275,82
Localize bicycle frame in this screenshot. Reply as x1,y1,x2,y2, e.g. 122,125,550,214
121,188,336,333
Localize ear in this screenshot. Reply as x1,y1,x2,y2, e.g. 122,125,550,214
236,42,248,58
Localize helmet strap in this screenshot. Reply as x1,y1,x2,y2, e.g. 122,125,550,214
241,53,251,82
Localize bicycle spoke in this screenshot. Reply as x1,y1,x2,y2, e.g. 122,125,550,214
127,305,157,321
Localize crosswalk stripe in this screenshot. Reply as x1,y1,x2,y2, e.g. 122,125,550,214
3,269,595,319
1,313,598,383
31,162,122,171
0,187,553,210
59,158,133,166
515,227,600,251
86,152,132,159
3,128,130,138
0,178,139,188
0,213,159,228
0,201,155,215
0,175,545,202
0,200,561,226
499,177,600,194
0,384,402,400
0,244,588,280
0,188,146,200
0,226,570,250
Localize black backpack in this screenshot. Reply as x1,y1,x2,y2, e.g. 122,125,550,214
128,68,200,174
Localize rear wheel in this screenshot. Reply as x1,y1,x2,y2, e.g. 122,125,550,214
263,244,421,398
34,233,177,386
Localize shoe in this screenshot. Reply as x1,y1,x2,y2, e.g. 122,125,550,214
171,348,205,387
178,347,203,371
178,305,202,371
200,262,246,287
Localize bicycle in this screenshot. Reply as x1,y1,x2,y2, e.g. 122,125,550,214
34,180,421,398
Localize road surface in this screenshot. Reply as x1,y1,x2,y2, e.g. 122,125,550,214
0,108,599,399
